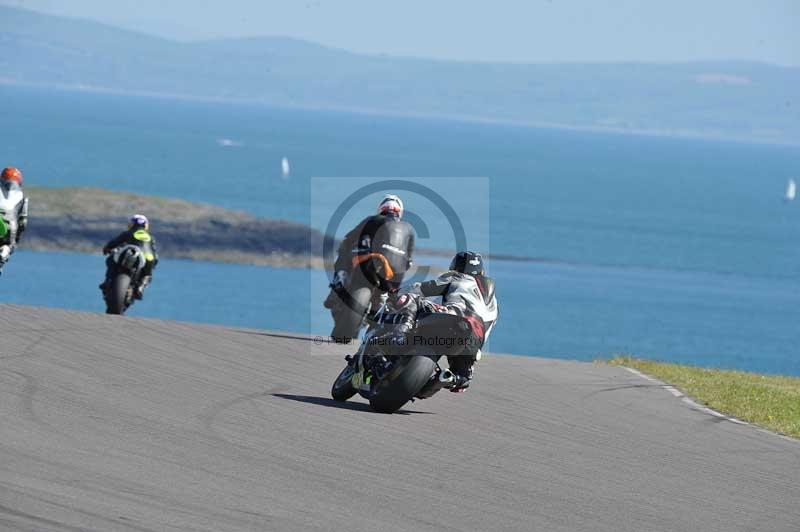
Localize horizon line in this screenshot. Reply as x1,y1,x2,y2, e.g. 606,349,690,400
3,3,798,69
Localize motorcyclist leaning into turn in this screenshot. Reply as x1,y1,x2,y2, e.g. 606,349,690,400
99,214,159,300
379,251,498,392
324,193,415,308
0,167,29,275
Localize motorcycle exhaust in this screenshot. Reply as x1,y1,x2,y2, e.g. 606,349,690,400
416,369,456,399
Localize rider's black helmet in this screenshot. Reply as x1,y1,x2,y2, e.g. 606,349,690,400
449,251,485,276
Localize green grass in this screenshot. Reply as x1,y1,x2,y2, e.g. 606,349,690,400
607,356,800,438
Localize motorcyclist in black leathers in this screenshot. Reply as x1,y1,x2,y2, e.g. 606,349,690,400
379,251,498,392
324,193,415,307
99,214,159,300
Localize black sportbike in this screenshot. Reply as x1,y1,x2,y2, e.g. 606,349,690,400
102,245,146,315
330,301,484,413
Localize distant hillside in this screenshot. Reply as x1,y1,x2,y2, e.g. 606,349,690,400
1,5,799,143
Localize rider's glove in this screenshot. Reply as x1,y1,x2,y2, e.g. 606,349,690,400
405,282,423,296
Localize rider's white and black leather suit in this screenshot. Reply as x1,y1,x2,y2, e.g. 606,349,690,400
380,271,498,388
0,180,28,266
408,271,498,344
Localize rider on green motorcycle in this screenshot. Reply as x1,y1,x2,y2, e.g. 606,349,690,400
0,167,29,275
99,214,159,300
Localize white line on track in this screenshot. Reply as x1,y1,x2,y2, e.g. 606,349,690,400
621,366,799,443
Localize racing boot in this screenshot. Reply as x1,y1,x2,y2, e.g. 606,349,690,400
323,288,339,310
99,271,112,292
0,245,11,276
447,355,476,393
449,367,474,393
323,270,348,309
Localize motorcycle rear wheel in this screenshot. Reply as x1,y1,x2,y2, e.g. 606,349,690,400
331,284,373,343
369,356,436,414
106,273,131,315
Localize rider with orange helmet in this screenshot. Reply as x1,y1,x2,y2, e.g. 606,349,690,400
0,167,29,274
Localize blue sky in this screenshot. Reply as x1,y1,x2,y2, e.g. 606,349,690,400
2,0,798,65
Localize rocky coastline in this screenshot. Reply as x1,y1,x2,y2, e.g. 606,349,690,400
23,187,332,268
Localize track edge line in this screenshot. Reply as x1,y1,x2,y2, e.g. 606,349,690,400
620,366,798,443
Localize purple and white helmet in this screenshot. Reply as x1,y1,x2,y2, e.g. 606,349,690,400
129,214,149,229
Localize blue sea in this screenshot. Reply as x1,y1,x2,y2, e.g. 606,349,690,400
1,85,799,374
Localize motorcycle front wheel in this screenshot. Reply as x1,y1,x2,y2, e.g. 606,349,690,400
331,365,357,402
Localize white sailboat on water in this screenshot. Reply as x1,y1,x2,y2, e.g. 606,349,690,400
281,157,290,179
786,178,796,201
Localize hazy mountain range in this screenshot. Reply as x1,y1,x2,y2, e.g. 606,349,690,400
2,5,799,144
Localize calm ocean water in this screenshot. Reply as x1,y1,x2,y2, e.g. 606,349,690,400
1,86,799,374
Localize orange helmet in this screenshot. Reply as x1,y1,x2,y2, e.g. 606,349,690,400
1,167,23,185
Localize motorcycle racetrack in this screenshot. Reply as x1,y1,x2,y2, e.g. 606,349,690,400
1,304,798,532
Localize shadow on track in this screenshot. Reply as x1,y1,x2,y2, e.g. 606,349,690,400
580,383,667,400
230,330,321,343
272,393,434,415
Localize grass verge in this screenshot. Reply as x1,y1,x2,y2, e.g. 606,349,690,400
607,356,800,438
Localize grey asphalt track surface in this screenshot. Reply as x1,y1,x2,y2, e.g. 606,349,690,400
1,304,798,532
